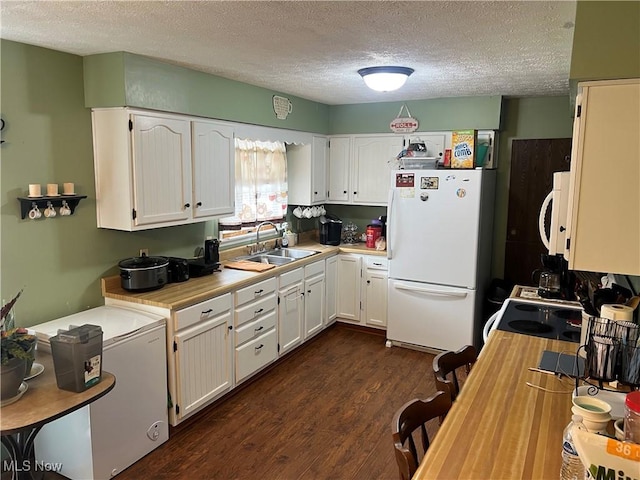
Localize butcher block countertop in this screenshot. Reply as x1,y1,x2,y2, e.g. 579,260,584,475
416,330,577,480
102,241,385,311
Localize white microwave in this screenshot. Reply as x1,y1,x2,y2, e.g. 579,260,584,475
539,171,571,256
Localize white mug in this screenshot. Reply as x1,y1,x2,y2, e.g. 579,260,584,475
59,203,71,216
293,206,303,218
303,207,312,218
44,205,57,218
28,205,41,219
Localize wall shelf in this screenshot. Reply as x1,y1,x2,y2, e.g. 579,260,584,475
17,195,87,219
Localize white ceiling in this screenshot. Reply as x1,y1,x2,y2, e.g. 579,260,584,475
0,0,577,105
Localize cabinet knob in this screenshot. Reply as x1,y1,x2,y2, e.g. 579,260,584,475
367,280,371,284
196,201,202,207
184,203,191,209
353,191,357,195
228,325,233,330
314,191,318,195
343,190,347,194
307,290,311,294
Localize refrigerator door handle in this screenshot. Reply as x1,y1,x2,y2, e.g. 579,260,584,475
394,283,468,298
387,188,394,259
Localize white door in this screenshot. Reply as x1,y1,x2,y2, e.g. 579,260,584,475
304,274,325,338
364,269,388,327
173,312,232,419
387,279,476,351
328,136,351,202
325,256,338,324
191,120,235,218
131,114,192,226
278,282,303,355
388,169,483,288
352,136,404,204
336,255,361,321
312,136,328,203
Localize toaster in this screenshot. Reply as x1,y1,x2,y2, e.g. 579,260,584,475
167,257,189,283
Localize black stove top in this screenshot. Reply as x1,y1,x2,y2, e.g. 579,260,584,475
496,300,583,343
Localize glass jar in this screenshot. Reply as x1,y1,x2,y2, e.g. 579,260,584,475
624,391,640,443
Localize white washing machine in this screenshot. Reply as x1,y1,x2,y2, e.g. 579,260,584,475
32,305,168,479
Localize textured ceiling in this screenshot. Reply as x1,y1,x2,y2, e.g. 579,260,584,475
0,1,577,105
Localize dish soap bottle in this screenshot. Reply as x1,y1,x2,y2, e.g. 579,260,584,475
560,414,587,480
281,222,289,248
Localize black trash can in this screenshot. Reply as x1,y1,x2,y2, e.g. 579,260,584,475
483,278,512,322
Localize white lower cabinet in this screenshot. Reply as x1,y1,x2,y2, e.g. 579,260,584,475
336,254,388,329
304,260,326,339
234,277,278,383
278,268,304,355
172,293,233,423
325,255,338,324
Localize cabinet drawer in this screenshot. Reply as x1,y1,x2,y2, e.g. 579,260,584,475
235,277,277,307
304,260,325,278
234,293,277,327
174,293,232,331
235,310,277,346
279,267,304,289
365,256,388,271
235,328,277,382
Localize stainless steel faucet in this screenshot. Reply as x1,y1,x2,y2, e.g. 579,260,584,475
255,221,280,252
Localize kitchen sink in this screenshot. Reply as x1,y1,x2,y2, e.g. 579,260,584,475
235,248,319,266
263,248,319,259
242,254,295,266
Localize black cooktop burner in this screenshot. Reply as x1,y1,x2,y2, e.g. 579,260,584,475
508,320,553,334
515,304,540,312
496,300,582,343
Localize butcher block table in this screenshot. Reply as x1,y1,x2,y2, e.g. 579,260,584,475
416,330,577,479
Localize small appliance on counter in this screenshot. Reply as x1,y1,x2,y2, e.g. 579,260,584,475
167,257,189,283
118,254,169,292
319,214,342,245
188,238,220,277
532,253,575,300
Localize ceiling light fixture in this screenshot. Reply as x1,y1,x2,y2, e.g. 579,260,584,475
357,66,414,92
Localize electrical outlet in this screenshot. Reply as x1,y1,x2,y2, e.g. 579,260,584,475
139,248,149,257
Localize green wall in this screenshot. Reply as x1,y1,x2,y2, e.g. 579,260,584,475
329,96,503,134
0,41,212,326
492,96,574,278
84,52,330,134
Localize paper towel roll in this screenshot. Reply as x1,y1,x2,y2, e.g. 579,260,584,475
600,303,634,322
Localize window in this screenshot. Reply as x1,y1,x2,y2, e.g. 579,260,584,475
219,139,288,242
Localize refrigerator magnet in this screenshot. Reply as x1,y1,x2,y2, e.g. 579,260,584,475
420,177,439,189
456,188,467,198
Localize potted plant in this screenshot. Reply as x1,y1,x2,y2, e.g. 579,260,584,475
1,290,36,400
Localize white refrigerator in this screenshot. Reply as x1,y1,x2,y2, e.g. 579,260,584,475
387,168,495,351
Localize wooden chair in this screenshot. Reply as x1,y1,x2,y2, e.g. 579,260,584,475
391,391,452,480
432,345,477,403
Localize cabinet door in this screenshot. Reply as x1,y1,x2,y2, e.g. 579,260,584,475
191,121,235,218
352,136,404,204
363,269,388,327
278,282,304,355
304,274,325,338
336,255,361,321
131,114,192,226
566,80,640,275
312,136,328,203
173,311,232,419
325,256,338,324
328,136,351,202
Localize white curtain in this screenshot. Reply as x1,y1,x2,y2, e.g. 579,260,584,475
234,139,288,223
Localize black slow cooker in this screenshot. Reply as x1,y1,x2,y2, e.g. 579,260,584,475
118,255,169,292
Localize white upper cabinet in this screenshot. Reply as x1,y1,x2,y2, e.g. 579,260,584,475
327,136,352,203
565,79,640,275
351,135,404,204
92,108,234,231
192,120,235,218
287,136,328,206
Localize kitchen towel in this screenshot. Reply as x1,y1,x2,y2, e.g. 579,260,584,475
600,304,634,322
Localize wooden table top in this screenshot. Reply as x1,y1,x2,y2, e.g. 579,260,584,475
416,330,579,479
0,352,115,435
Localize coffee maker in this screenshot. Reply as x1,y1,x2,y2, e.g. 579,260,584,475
534,254,574,300
319,215,342,246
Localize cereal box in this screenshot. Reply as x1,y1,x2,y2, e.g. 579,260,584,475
451,130,477,168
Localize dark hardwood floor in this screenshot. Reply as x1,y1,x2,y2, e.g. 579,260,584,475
57,324,441,480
